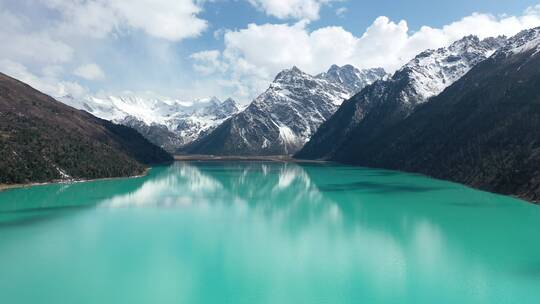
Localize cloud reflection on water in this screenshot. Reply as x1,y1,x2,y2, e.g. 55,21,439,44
2,162,540,302
101,162,338,225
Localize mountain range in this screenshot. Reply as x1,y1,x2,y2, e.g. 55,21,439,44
186,65,388,155
296,35,507,159
60,94,242,152
4,25,540,202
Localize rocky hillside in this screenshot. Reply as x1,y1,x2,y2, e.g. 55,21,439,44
0,73,172,185
296,35,506,159
187,65,387,156
329,27,540,202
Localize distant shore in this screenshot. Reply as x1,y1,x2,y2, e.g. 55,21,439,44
177,155,539,204
174,154,328,163
0,168,151,192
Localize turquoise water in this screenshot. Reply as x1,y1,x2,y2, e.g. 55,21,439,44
1,162,540,303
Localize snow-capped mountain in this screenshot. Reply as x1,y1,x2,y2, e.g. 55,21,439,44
317,65,388,94
494,26,540,57
395,35,506,104
60,94,241,152
169,97,242,147
324,27,540,202
297,35,507,160
187,65,387,156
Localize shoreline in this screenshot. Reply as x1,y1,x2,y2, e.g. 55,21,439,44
174,154,329,163
175,156,539,205
2,160,537,205
0,167,151,193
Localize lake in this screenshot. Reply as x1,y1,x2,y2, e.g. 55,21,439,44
1,162,539,303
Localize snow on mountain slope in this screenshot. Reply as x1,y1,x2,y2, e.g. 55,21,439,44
495,27,540,57
398,35,507,104
297,35,508,160
60,94,241,152
328,27,540,202
317,65,388,94
187,65,388,156
171,98,243,146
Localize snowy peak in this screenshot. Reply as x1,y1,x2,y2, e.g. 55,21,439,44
222,97,237,105
203,96,221,107
496,27,540,57
445,35,506,59
317,64,388,93
62,94,239,126
59,93,241,152
264,65,351,107
272,66,313,85
395,35,507,103
477,36,508,52
296,33,509,161
220,98,240,113
272,64,387,97
199,97,239,119
188,63,388,156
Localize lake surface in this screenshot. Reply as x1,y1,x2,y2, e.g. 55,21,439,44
1,162,539,303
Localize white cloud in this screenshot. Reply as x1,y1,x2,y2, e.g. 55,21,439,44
111,0,207,41
247,0,336,21
0,0,209,101
42,0,208,41
191,6,540,102
0,7,73,64
74,63,106,80
0,59,88,98
3,1,540,105
190,50,228,75
0,4,85,98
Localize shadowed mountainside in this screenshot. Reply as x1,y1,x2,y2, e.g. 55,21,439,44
330,28,540,202
0,73,172,184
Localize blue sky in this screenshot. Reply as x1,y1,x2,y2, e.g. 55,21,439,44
201,0,540,38
1,0,540,103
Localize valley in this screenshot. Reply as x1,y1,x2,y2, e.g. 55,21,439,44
2,3,540,302
4,27,540,202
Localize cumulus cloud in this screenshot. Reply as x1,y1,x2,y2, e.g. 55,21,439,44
191,5,540,101
73,63,106,80
248,0,336,21
0,0,209,100
42,0,208,41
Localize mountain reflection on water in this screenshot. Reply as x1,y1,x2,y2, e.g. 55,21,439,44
103,163,336,220
1,162,540,304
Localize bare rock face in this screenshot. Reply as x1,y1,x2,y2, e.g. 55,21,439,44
187,65,387,156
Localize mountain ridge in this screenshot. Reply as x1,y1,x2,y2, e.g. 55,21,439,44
296,35,507,160
60,94,242,152
186,64,388,156
329,27,540,202
0,73,172,185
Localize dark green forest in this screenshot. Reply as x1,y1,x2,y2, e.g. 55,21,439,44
0,73,172,184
